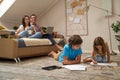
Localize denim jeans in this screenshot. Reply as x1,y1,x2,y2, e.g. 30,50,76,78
42,34,56,45
19,30,31,37
29,32,42,38
29,32,56,45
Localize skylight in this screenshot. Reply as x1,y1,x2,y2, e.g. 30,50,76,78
0,0,3,4
0,0,16,18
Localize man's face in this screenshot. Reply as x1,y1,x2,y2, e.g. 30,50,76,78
30,16,36,23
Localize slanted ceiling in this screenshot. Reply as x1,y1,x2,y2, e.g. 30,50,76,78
0,0,59,23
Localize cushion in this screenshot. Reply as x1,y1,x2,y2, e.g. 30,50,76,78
22,38,52,46
19,38,64,47
0,25,8,30
54,38,63,43
0,30,10,35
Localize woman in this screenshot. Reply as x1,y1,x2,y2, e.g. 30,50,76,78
15,15,33,38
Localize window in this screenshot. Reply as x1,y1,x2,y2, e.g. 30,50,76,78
0,0,3,4
0,0,16,18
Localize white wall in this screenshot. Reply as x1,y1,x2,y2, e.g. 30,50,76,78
38,0,120,53
83,0,120,53
38,0,65,35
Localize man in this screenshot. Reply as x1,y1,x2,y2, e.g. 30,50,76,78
29,14,42,38
29,14,63,50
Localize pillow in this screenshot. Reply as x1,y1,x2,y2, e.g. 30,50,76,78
0,25,8,30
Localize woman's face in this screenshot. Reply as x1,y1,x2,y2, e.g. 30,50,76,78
72,44,81,50
24,17,30,24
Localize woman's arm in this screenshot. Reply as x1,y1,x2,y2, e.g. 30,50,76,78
16,28,21,34
91,50,97,64
62,55,81,65
105,42,110,63
15,25,23,34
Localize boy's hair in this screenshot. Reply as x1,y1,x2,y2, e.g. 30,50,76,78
93,36,106,53
68,35,83,47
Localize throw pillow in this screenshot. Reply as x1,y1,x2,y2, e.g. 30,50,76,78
0,25,8,30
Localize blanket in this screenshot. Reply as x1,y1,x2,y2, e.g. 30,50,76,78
22,38,52,46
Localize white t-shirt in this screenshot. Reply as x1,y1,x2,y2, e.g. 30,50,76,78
17,25,32,34
18,25,24,32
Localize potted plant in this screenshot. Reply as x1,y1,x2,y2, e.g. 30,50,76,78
111,21,120,52
13,26,18,30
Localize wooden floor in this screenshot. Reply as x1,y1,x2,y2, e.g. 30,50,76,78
0,53,120,80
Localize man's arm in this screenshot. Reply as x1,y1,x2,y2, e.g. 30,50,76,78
62,55,81,65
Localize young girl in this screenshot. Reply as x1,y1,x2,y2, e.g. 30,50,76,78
48,35,83,65
15,15,33,38
83,36,110,64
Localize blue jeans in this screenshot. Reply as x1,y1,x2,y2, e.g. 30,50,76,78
42,34,56,45
29,32,42,38
19,30,31,37
29,32,56,45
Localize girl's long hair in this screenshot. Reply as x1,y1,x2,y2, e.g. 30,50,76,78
22,15,30,29
93,37,106,55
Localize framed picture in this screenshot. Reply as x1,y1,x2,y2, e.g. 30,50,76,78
65,0,88,36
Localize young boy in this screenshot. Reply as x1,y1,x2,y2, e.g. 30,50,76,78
49,35,83,65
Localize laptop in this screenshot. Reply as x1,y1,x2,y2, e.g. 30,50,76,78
42,27,54,34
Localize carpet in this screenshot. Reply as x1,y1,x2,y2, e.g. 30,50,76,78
0,54,120,80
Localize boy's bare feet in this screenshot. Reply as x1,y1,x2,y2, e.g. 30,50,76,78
48,51,61,61
48,51,54,57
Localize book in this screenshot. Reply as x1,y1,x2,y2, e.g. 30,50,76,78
90,62,118,66
62,64,87,71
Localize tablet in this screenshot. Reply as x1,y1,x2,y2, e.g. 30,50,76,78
42,65,61,70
